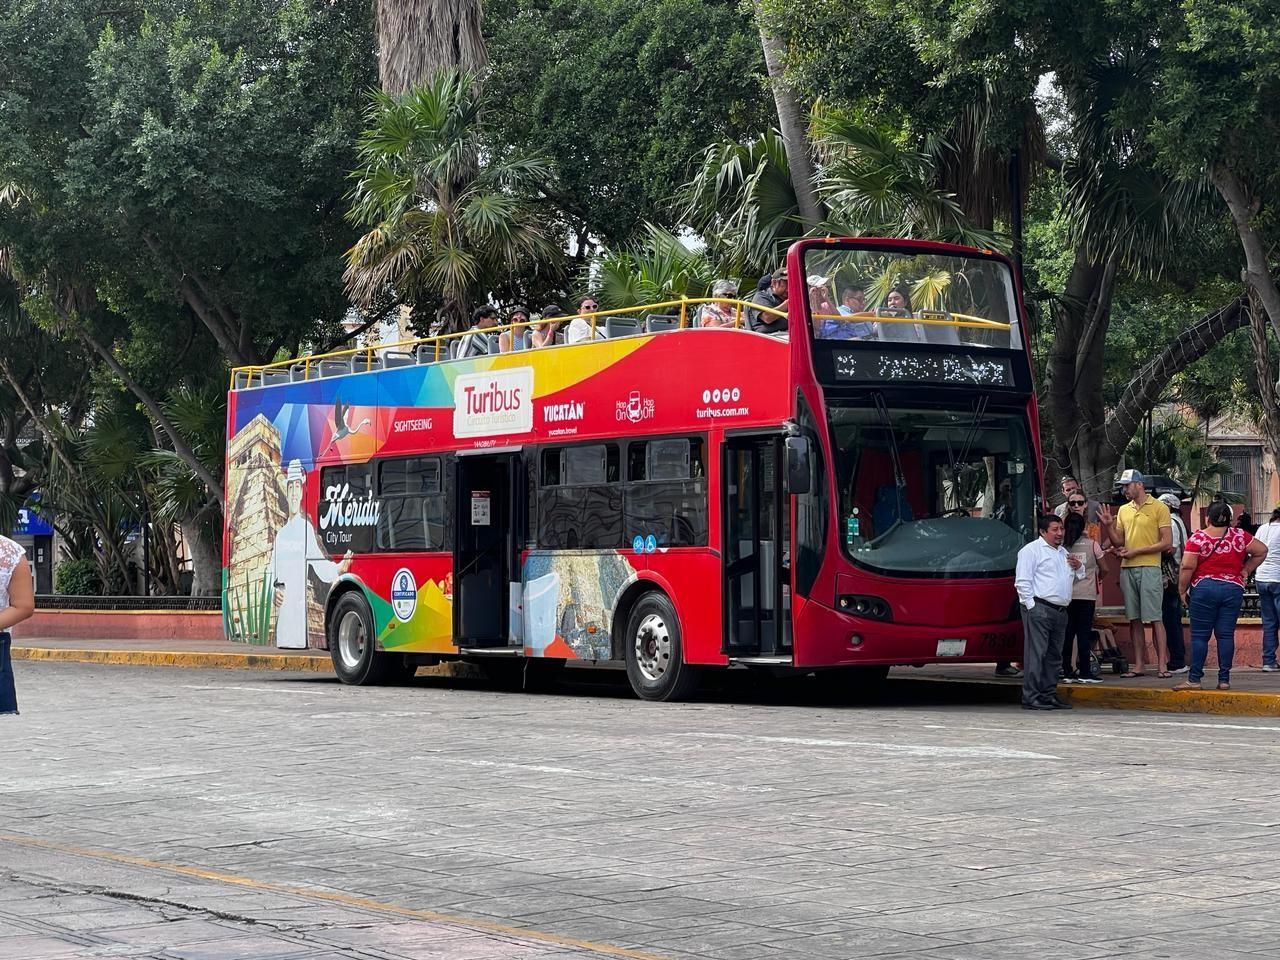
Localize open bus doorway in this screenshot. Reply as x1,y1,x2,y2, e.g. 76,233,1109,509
723,435,790,658
453,453,522,648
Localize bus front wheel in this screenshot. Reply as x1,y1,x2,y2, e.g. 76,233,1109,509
328,591,409,685
625,591,699,702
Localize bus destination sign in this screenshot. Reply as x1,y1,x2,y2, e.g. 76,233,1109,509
829,348,1014,387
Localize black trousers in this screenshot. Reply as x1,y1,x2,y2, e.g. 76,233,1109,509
1163,585,1186,669
1061,599,1095,677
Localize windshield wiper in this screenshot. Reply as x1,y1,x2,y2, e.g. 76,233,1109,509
944,394,990,500
870,391,909,549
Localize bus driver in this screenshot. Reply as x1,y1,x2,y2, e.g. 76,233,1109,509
270,459,352,649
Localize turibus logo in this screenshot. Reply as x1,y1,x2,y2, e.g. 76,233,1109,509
453,367,534,438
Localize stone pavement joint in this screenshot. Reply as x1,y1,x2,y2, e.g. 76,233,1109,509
0,832,671,960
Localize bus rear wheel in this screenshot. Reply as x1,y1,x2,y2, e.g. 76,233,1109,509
328,591,408,685
625,591,699,702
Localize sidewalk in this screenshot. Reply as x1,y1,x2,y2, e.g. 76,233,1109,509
895,663,1280,716
13,635,1280,716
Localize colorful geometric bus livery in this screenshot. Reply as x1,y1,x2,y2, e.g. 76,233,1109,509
223,331,790,656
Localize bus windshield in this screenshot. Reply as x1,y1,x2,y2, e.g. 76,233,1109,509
801,247,1021,350
829,402,1035,576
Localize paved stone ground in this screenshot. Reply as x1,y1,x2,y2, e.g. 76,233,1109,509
4,662,1280,959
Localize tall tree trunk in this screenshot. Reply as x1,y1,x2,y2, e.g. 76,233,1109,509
183,517,221,597
1248,290,1280,477
755,16,824,231
1212,162,1280,339
375,0,487,95
1046,249,1117,497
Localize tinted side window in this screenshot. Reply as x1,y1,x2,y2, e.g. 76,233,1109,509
538,443,623,548
623,438,708,547
376,455,447,552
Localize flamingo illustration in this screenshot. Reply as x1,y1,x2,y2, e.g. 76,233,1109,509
320,397,370,456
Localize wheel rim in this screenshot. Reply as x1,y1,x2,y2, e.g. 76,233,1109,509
337,609,366,670
634,613,672,682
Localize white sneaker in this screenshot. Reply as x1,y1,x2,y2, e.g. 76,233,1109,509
1262,664,1280,672
1060,676,1077,684
1170,665,1190,674
1077,676,1103,684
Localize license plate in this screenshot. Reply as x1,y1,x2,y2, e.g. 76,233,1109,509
936,639,966,657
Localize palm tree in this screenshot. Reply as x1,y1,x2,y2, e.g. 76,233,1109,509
680,113,1003,279
344,70,563,334
592,225,718,310
374,0,487,95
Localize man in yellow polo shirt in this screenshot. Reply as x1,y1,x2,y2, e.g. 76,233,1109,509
1099,470,1172,678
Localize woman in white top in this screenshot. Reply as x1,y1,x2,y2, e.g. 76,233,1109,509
1253,507,1280,671
0,535,35,714
1061,511,1109,683
566,296,607,344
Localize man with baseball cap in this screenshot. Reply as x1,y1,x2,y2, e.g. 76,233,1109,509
747,263,789,335
1158,493,1189,673
1099,469,1173,677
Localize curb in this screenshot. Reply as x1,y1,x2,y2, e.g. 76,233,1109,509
1059,683,1280,716
905,674,1280,717
13,647,331,673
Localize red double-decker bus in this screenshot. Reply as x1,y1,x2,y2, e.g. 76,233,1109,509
222,237,1040,700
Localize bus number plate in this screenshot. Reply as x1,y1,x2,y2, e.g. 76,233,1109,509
936,639,966,657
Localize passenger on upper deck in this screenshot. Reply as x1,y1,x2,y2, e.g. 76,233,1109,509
696,280,740,328
746,265,788,335
815,285,875,340
876,286,921,342
458,305,500,357
531,304,564,347
567,295,607,344
497,304,530,353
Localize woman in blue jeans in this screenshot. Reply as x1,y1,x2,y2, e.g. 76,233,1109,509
1173,501,1267,691
0,534,36,714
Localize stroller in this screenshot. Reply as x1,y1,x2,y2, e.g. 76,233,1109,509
1089,624,1129,677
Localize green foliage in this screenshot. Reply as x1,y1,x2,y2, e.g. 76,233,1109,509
54,558,103,596
345,70,563,332
1124,414,1241,504
484,0,771,245
592,225,717,308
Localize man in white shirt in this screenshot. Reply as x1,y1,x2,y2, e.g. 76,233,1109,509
1015,514,1086,710
1253,507,1280,671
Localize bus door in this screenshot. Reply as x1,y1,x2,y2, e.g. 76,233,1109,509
454,453,523,647
723,436,789,657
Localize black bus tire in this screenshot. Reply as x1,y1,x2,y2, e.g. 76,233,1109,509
328,591,394,685
624,591,699,702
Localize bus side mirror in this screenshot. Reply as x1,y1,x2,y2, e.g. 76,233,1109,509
785,436,811,495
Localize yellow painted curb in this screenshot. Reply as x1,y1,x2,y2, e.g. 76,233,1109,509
1059,683,1280,716
12,647,331,673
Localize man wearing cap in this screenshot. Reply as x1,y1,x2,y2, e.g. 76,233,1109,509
747,264,788,334
1099,470,1172,677
1159,492,1189,673
269,459,353,649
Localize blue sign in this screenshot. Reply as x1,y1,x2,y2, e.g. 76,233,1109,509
13,506,53,537
632,535,645,554
645,534,657,554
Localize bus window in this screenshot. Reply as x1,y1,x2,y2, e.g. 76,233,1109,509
376,455,446,551
538,444,623,549
624,438,708,547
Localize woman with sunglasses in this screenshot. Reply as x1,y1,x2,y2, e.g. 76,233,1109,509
1062,510,1108,683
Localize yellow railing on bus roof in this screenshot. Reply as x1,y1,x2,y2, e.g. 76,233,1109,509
229,297,1009,390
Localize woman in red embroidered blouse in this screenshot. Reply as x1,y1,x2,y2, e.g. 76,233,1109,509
1173,501,1268,691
